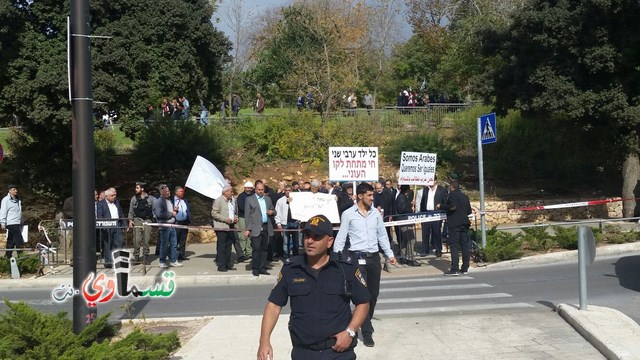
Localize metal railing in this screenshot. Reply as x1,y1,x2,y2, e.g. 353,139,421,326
37,218,144,265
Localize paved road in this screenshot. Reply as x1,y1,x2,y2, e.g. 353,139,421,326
3,253,638,324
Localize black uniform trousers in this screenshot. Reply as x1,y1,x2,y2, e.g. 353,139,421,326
4,224,24,259
250,223,269,272
351,251,381,336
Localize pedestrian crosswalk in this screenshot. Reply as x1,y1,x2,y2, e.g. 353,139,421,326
375,276,533,316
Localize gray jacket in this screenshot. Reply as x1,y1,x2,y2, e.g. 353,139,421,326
244,194,276,237
0,194,22,226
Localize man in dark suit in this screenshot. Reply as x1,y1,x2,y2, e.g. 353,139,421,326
244,181,277,276
96,187,125,268
381,179,395,245
420,177,448,257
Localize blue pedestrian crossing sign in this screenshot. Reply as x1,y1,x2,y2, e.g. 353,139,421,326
480,113,497,145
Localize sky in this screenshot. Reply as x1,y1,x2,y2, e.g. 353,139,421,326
212,0,412,45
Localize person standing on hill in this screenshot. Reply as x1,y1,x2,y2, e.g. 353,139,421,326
256,93,265,114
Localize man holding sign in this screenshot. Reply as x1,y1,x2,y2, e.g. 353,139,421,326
333,183,397,348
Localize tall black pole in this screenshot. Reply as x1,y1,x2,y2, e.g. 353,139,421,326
70,0,97,334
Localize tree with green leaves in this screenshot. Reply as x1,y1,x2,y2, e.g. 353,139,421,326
249,1,369,119
0,0,230,199
481,0,640,214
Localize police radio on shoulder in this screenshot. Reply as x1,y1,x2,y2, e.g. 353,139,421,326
346,328,356,338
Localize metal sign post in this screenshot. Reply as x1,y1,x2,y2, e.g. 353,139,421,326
477,113,497,248
577,226,596,310
70,0,97,334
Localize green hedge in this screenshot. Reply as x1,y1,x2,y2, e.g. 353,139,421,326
0,301,179,359
132,119,226,173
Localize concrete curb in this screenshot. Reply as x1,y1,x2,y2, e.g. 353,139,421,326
2,241,639,289
557,304,640,360
481,241,640,270
0,273,280,289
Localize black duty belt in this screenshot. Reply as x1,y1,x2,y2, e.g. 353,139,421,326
293,336,357,351
349,250,378,258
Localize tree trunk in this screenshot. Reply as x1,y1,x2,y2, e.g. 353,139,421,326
621,152,640,217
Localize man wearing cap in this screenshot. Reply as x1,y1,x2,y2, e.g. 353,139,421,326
128,182,154,264
1,184,23,259
258,215,370,360
333,182,397,348
420,176,448,257
236,181,254,260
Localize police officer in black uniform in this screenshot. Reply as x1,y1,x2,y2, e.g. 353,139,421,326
258,214,370,360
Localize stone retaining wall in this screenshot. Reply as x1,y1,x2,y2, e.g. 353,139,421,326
473,197,623,226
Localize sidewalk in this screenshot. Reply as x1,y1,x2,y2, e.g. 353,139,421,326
172,311,607,359
3,242,640,359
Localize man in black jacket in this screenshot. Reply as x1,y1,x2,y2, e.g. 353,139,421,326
96,187,125,268
439,180,472,276
420,177,448,257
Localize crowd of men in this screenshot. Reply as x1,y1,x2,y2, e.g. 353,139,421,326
54,175,469,270
4,175,471,358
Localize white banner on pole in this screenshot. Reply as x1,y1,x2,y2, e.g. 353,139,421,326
185,156,227,199
288,192,340,223
329,147,379,181
398,151,437,185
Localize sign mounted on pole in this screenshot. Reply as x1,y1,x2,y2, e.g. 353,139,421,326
329,147,378,181
480,113,497,145
398,151,437,185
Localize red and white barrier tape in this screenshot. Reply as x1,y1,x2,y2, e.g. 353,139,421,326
484,197,631,213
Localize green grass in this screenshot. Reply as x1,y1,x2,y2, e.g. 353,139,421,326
0,129,10,156
0,126,133,158
111,125,135,154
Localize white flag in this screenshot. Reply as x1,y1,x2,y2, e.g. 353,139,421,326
185,156,227,199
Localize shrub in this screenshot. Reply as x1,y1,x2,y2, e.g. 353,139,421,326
552,226,578,250
132,118,226,173
597,229,640,244
0,254,41,275
233,112,380,165
0,301,179,359
520,226,555,251
450,104,494,155
480,228,523,262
